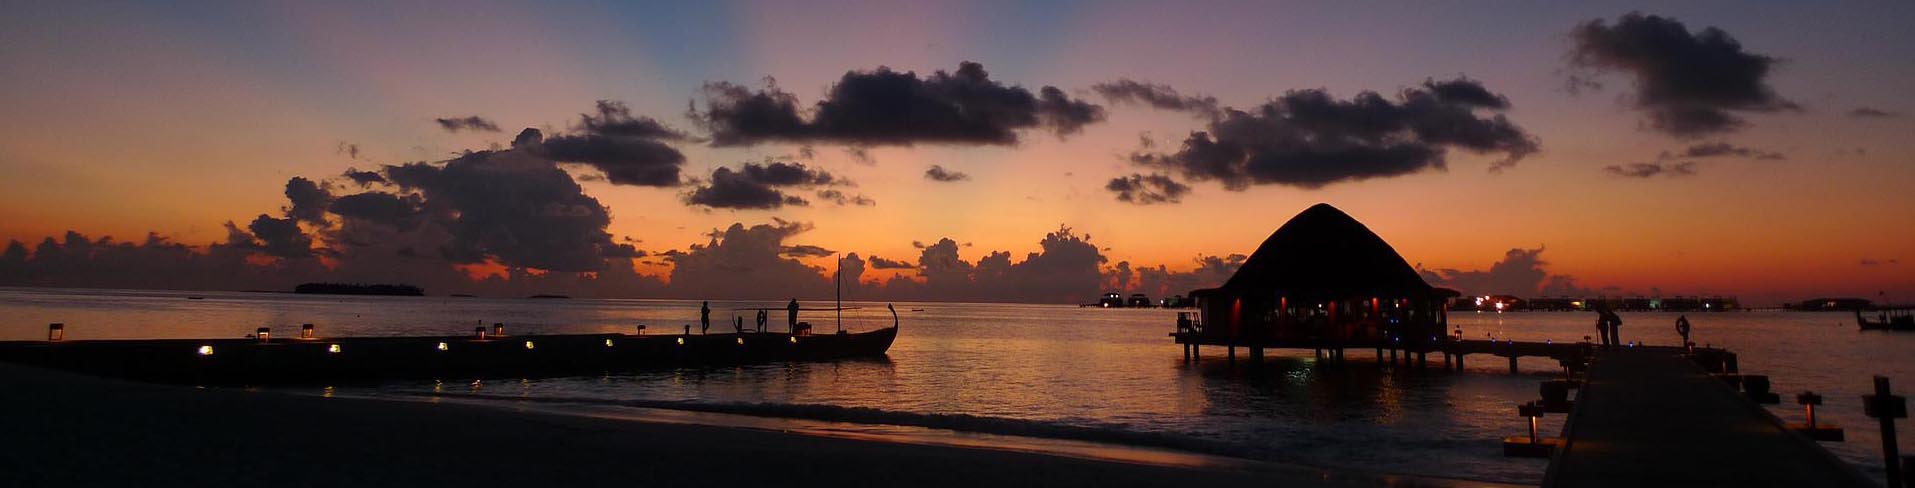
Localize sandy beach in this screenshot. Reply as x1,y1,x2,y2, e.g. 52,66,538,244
0,363,1506,487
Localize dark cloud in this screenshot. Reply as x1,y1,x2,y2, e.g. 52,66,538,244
335,142,362,160
1106,173,1190,205
1123,254,1245,298
1419,247,1605,297
1092,79,1221,118
1603,161,1697,178
435,116,502,133
327,192,421,230
381,149,637,272
691,61,1105,146
1848,107,1900,119
875,227,1108,303
342,168,387,186
814,189,875,206
529,101,689,187
781,244,835,258
1678,142,1784,160
1569,12,1796,137
231,215,315,259
868,256,916,269
924,164,970,182
665,220,833,299
686,162,849,210
1127,78,1538,192
844,147,874,165
283,177,333,225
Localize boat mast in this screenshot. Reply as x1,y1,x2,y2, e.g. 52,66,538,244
835,254,843,333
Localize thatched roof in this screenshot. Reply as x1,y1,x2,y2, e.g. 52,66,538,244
1212,203,1439,300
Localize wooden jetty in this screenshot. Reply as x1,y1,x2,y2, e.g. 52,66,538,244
1170,332,1738,375
1542,349,1875,487
0,326,897,386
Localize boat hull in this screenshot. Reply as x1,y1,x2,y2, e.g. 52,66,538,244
0,328,898,385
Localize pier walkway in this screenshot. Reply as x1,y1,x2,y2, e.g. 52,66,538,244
1543,350,1874,488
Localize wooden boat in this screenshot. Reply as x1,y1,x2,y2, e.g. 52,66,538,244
0,321,896,386
1856,309,1915,331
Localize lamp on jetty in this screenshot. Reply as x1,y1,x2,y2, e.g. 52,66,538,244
474,327,487,339
437,342,449,351
1503,402,1561,457
197,345,214,356
1791,392,1844,441
327,344,341,354
493,323,505,337
301,324,315,339
523,340,535,350
47,323,63,342
256,327,271,342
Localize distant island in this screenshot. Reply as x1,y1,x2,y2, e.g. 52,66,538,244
527,294,571,299
293,283,425,296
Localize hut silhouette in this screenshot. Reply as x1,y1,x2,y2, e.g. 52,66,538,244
1180,203,1458,360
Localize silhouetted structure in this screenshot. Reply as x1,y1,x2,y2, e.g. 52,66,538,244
1182,204,1457,355
293,283,424,296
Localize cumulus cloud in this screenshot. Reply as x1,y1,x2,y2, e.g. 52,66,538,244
1419,247,1605,297
1120,254,1245,298
342,168,387,186
283,177,334,225
924,164,970,182
1848,107,1900,119
530,101,690,187
781,244,836,258
868,256,916,269
1124,78,1538,194
1603,161,1697,178
1106,173,1191,205
1569,12,1797,137
690,61,1105,146
381,148,639,272
664,220,834,299
1678,142,1784,160
686,161,857,210
435,115,502,133
1092,79,1221,118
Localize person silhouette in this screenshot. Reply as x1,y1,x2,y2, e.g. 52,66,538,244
1595,310,1611,347
734,316,744,334
755,309,768,333
700,301,711,334
1676,315,1692,346
787,298,800,333
1608,311,1624,346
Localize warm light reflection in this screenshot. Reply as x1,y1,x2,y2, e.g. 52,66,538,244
437,342,449,351
327,344,341,354
196,345,213,356
523,340,535,350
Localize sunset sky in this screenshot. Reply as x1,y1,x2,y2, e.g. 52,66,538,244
2,1,1911,305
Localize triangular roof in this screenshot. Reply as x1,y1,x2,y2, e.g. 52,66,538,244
1216,203,1438,299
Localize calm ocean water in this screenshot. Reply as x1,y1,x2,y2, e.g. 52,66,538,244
2,286,1909,484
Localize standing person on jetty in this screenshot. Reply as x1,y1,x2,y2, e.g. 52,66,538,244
1608,310,1624,346
700,301,711,334
1676,315,1692,347
786,298,800,332
1594,305,1612,347
755,309,768,333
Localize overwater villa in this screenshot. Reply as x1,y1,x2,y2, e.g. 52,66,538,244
1178,203,1458,356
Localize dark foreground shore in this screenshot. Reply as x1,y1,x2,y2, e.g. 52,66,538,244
0,364,1498,487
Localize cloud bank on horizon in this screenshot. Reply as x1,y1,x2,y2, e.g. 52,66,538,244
4,9,1892,304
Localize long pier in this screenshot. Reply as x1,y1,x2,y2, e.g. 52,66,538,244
1169,333,1737,374
1543,349,1874,487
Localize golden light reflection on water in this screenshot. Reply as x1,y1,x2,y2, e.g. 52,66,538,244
10,290,1911,483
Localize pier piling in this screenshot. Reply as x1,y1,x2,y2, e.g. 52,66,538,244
1865,376,1908,488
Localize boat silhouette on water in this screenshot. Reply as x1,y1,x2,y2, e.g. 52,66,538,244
0,308,899,386
1856,309,1915,331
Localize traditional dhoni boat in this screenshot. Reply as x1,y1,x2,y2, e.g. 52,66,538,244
1857,309,1915,331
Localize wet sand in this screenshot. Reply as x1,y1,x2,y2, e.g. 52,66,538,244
0,364,1501,487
